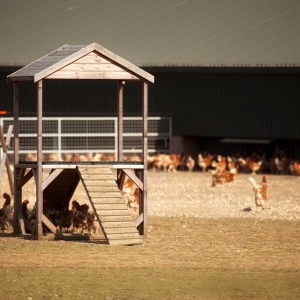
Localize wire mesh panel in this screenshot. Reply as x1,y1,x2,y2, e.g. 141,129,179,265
61,136,115,150
61,119,115,134
0,117,171,162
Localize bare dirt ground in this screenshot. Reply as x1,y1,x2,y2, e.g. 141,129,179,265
3,169,299,220
146,171,300,220
0,169,299,299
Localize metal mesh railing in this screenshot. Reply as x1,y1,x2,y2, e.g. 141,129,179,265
0,117,172,162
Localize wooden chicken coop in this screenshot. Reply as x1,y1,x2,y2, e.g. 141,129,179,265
7,43,154,245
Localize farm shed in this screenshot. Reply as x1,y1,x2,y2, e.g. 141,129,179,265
7,43,154,244
2,1,300,160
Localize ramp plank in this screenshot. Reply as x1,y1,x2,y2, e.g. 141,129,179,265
92,198,126,204
104,227,138,234
84,186,120,192
84,179,117,185
80,174,115,180
88,191,122,198
101,221,137,228
96,215,134,222
96,210,130,216
92,203,129,210
106,232,141,239
109,239,143,246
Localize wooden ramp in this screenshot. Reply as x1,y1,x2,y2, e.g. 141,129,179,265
77,166,142,246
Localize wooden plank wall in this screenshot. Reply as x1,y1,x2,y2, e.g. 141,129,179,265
46,52,140,80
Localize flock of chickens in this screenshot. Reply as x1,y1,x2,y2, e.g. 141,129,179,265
147,151,300,176
0,169,269,235
147,152,269,209
25,150,300,178
2,149,295,233
0,194,100,235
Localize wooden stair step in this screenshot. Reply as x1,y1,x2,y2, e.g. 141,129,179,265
84,186,120,192
93,204,127,210
88,192,123,198
95,210,130,216
92,198,125,204
80,174,116,180
106,232,141,239
89,196,123,201
101,221,136,228
104,227,139,234
108,239,143,246
95,215,134,222
84,179,117,186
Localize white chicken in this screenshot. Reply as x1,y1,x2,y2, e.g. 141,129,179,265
249,175,267,210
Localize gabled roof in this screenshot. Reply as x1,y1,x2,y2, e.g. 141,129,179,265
1,0,300,68
7,43,154,83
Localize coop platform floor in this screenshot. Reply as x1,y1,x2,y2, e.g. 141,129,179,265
16,161,144,169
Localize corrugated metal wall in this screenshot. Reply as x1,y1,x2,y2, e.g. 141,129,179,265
1,69,300,144
146,71,300,139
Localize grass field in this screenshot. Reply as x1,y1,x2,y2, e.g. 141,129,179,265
1,216,299,299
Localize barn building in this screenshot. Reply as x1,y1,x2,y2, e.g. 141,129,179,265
1,0,300,163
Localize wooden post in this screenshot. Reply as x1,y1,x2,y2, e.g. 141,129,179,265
117,80,123,180
37,80,43,239
13,81,22,235
0,125,14,194
140,81,148,235
117,81,123,161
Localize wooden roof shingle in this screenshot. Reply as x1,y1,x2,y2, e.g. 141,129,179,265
7,43,154,83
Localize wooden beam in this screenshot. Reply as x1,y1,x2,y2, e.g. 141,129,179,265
134,213,144,227
17,168,26,188
5,125,13,147
0,152,6,179
36,80,43,239
0,125,14,194
42,214,63,236
122,168,144,191
42,169,64,191
52,63,132,72
140,81,148,236
117,80,123,161
93,43,154,83
13,82,21,235
18,211,26,234
18,169,33,188
7,76,34,82
46,71,140,80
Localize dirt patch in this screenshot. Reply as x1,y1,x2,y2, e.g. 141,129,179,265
1,169,299,266
2,169,299,220
146,171,300,220
0,170,299,298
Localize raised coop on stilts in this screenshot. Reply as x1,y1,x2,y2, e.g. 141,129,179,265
7,43,154,245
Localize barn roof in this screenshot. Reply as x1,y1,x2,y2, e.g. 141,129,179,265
1,0,300,68
7,43,154,83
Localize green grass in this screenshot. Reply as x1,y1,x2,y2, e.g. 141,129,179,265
1,267,299,299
